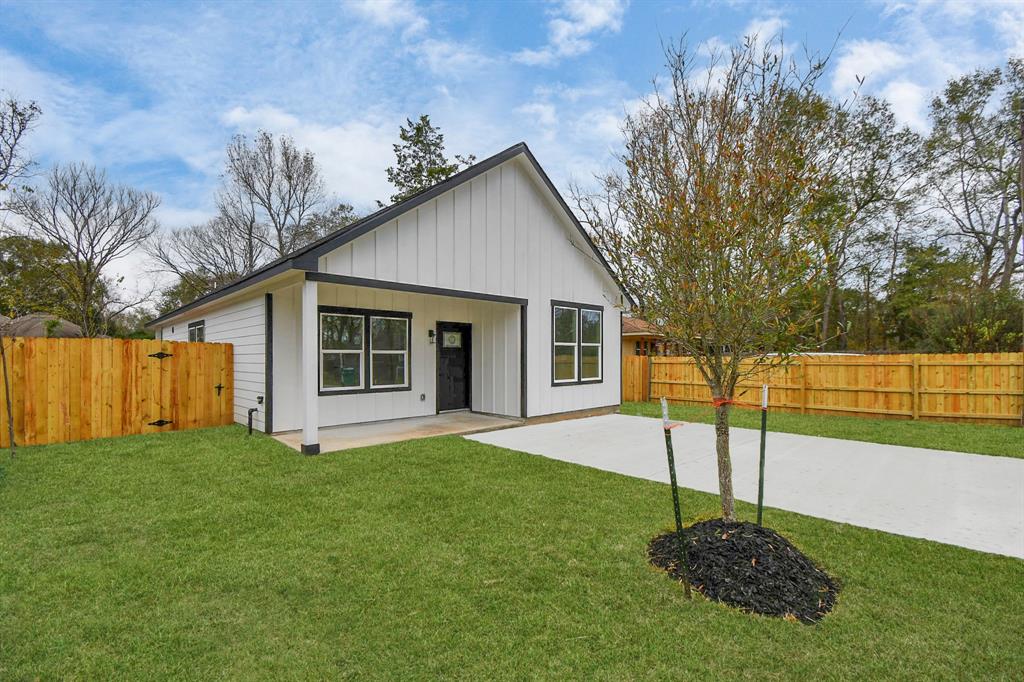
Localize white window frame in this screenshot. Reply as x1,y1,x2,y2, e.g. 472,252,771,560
188,320,205,342
580,308,603,381
319,312,364,392
369,315,410,389
552,305,579,384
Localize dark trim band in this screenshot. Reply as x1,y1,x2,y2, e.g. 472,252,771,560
306,272,528,306
301,443,320,456
264,293,273,435
520,303,528,418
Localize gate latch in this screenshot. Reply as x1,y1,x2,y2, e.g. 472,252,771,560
214,383,224,396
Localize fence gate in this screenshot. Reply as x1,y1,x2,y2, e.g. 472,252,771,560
0,338,234,448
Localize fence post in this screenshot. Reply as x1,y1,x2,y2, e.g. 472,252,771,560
647,355,653,402
912,355,920,420
800,358,808,414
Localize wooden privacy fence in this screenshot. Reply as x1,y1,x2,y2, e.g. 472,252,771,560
622,352,1024,426
0,337,234,447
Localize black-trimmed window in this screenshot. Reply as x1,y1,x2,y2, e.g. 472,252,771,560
551,300,603,385
188,320,205,342
319,306,411,394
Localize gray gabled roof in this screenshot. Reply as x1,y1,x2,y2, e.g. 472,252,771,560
147,142,630,327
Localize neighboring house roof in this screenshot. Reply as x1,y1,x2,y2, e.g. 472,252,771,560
6,313,84,338
147,141,632,328
622,316,661,337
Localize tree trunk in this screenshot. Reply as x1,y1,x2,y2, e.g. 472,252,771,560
713,401,735,521
820,284,834,349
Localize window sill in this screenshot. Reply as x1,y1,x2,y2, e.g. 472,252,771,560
319,386,412,397
551,378,604,387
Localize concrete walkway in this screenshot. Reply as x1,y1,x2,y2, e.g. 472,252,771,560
467,414,1024,558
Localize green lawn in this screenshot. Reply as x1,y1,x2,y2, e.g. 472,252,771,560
2,427,1021,679
622,400,1024,459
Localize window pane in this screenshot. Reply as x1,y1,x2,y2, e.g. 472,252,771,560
554,346,576,381
581,309,601,344
322,314,362,350
372,353,406,386
323,352,361,388
553,307,576,343
371,318,408,350
581,346,600,379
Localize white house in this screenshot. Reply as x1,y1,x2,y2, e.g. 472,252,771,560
148,143,631,454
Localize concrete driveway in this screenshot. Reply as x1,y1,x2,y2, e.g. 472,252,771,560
467,414,1024,558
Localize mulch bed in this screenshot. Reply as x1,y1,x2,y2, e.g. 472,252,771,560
648,519,838,624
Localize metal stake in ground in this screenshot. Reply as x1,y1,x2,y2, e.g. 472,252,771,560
757,384,768,526
660,397,691,599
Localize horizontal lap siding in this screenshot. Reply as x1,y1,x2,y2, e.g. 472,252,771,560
319,157,623,418
158,295,265,430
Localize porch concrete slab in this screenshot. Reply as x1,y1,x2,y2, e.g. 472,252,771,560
467,413,1024,558
276,412,521,453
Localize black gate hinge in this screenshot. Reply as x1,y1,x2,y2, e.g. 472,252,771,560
149,351,173,359
149,419,173,427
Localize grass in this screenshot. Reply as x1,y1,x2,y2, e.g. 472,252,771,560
1,427,1022,679
621,400,1024,459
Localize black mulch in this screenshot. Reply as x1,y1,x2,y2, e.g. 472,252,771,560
648,519,839,624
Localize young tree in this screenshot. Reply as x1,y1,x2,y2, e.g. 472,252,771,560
224,131,326,257
574,38,841,520
293,202,361,244
924,58,1023,291
383,115,475,204
9,163,160,336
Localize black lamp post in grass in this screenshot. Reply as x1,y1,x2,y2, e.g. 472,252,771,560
660,397,691,599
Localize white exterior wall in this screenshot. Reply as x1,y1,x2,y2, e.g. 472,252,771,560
318,157,623,418
271,281,520,432
157,294,267,431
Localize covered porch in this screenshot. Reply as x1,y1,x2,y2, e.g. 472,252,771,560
273,411,521,453
273,273,527,454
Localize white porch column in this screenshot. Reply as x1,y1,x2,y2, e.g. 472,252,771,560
300,278,320,454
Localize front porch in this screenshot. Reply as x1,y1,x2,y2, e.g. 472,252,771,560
273,411,521,453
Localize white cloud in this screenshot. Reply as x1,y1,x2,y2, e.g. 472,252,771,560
832,39,909,97
344,0,428,35
514,0,627,66
743,14,787,47
222,105,396,209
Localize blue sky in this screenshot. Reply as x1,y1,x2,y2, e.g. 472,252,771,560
1,0,1022,284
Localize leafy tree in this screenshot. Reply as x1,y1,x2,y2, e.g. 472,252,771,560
0,93,42,205
574,38,842,520
294,202,361,243
383,115,475,205
924,57,1023,291
0,234,70,318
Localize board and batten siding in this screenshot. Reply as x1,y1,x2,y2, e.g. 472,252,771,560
158,294,266,431
270,281,520,432
318,155,623,418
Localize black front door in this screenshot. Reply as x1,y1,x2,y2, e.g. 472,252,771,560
437,322,471,411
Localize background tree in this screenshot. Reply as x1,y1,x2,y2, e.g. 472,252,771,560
383,115,475,204
924,58,1023,292
0,234,70,318
10,163,160,336
293,202,361,244
224,131,326,257
812,96,921,348
574,37,841,520
0,93,42,209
